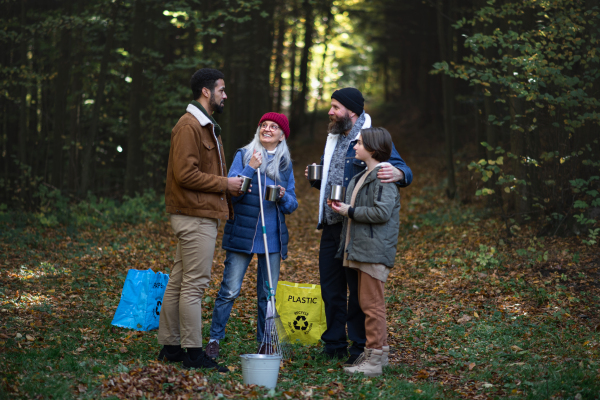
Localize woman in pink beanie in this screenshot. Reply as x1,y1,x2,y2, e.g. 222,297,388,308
206,112,298,358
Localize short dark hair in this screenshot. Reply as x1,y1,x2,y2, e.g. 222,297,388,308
190,68,225,99
360,127,393,162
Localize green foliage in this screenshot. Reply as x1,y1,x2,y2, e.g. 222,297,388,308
433,0,600,240
465,245,503,271
0,187,166,241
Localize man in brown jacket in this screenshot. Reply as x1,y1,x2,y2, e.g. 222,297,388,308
158,68,243,372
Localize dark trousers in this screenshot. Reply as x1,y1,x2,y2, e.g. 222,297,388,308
319,222,366,356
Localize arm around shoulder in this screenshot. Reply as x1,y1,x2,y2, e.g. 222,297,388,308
389,143,413,187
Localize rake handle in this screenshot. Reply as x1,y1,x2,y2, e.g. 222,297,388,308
256,167,277,313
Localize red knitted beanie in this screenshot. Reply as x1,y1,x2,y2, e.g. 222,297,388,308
258,112,290,139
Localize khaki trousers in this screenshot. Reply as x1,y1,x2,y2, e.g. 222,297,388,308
357,271,388,350
158,214,218,348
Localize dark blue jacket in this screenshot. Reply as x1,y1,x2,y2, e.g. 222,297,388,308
222,149,298,259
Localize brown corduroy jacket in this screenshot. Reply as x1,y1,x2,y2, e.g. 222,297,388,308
164,105,233,220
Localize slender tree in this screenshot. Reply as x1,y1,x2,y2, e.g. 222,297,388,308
81,1,120,195
124,0,146,196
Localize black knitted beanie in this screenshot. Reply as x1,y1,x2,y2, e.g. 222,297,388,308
331,87,364,115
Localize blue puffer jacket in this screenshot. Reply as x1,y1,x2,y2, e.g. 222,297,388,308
222,148,298,259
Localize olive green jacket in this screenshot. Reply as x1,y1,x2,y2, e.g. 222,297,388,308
335,165,401,268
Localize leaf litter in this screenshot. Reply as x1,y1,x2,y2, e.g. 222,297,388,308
1,127,599,399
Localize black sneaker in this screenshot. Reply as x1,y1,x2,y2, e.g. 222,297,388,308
313,349,346,360
157,346,186,363
206,341,220,359
183,351,229,373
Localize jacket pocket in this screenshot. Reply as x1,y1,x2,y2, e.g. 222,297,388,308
201,139,215,168
202,139,215,150
369,224,374,238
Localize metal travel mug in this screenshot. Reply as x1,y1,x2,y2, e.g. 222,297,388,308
265,185,280,202
330,184,346,202
237,175,252,193
307,164,323,181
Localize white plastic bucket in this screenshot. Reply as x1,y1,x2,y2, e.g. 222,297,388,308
240,354,282,389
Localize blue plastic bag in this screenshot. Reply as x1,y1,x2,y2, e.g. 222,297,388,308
111,269,169,331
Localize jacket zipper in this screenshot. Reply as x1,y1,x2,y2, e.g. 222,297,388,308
250,169,266,253
211,126,224,176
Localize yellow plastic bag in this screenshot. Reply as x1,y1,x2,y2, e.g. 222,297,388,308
275,281,327,345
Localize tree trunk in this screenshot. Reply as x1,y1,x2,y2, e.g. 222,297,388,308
124,0,146,196
81,1,118,195
476,0,503,210
290,0,314,133
509,95,528,221
272,9,286,112
51,23,72,189
68,57,82,194
288,14,298,116
436,0,456,199
310,5,333,138
220,0,275,162
19,0,28,169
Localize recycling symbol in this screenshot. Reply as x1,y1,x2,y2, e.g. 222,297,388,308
293,315,309,331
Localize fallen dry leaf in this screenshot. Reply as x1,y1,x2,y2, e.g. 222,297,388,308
119,347,128,353
15,333,22,339
457,315,472,324
468,362,476,371
511,345,523,352
26,334,34,341
415,369,430,379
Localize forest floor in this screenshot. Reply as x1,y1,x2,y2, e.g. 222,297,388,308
1,109,600,399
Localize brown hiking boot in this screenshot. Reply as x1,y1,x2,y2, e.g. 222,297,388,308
206,341,219,359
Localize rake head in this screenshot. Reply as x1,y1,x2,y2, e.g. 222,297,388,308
260,301,292,360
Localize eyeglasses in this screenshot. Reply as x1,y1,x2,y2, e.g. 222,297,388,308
260,123,280,132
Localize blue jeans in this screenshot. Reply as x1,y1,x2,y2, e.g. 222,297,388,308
210,250,280,343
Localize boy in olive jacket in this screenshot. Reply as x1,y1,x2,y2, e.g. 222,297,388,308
331,127,400,377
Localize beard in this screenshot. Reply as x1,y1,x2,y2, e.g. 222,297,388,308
327,112,353,135
210,92,225,114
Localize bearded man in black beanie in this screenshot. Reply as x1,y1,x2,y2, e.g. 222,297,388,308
304,87,413,365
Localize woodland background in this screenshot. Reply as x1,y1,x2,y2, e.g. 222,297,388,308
1,0,600,399
1,0,598,239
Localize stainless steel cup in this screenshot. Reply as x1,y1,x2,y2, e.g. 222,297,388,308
265,185,280,201
237,175,252,193
307,164,323,181
330,185,346,202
